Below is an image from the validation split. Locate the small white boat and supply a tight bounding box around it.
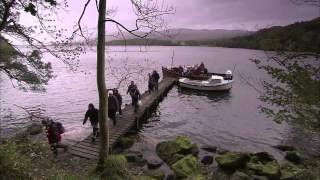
[179,71,233,91]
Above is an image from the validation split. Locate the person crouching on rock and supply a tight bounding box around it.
[83,103,99,142]
[42,119,67,158]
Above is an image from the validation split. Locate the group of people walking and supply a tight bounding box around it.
[42,70,160,157]
[83,70,160,143]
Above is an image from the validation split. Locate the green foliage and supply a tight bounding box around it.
[100,155,129,179]
[0,0,83,91]
[252,53,320,130]
[0,141,32,179]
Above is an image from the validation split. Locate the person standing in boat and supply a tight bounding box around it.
[127,81,141,113]
[113,88,123,115]
[83,103,99,142]
[197,62,206,75]
[108,91,119,126]
[151,70,160,91]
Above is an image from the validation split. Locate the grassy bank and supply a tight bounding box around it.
[0,130,97,179]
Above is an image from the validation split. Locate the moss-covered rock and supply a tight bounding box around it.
[215,152,250,170]
[252,152,275,163]
[118,137,135,149]
[280,163,305,180]
[171,155,201,179]
[156,136,197,165]
[285,151,302,164]
[247,160,280,179]
[230,171,250,180]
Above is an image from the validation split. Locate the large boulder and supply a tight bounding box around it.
[280,163,305,180]
[27,123,43,135]
[215,152,250,170]
[156,136,197,165]
[284,151,302,164]
[247,160,280,179]
[171,155,201,179]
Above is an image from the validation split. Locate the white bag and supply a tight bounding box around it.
[138,100,142,106]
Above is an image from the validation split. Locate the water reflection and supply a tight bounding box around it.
[177,87,232,102]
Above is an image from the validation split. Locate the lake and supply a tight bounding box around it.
[1,46,319,158]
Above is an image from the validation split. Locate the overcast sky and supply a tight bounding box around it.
[22,0,319,37]
[60,0,319,31]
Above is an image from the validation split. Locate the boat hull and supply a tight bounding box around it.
[179,79,233,91]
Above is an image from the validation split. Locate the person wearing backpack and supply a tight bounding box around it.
[83,103,99,142]
[42,119,67,158]
[127,81,141,113]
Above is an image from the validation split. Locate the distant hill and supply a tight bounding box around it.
[105,18,319,51]
[162,28,253,41]
[106,38,179,46]
[104,28,253,44]
[211,17,320,52]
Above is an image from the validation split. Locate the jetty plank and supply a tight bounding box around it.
[70,78,176,159]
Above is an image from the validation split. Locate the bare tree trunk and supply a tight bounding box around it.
[97,0,108,166]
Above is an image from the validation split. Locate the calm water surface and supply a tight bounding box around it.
[1,46,319,158]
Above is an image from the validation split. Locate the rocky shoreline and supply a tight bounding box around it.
[1,123,319,179]
[114,134,320,180]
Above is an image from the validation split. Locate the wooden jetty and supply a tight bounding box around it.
[70,78,176,159]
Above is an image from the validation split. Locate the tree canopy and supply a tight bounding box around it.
[0,0,83,91]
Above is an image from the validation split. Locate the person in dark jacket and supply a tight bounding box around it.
[42,119,67,158]
[127,81,141,113]
[108,92,119,126]
[113,88,122,115]
[83,103,99,142]
[148,73,155,93]
[151,70,160,91]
